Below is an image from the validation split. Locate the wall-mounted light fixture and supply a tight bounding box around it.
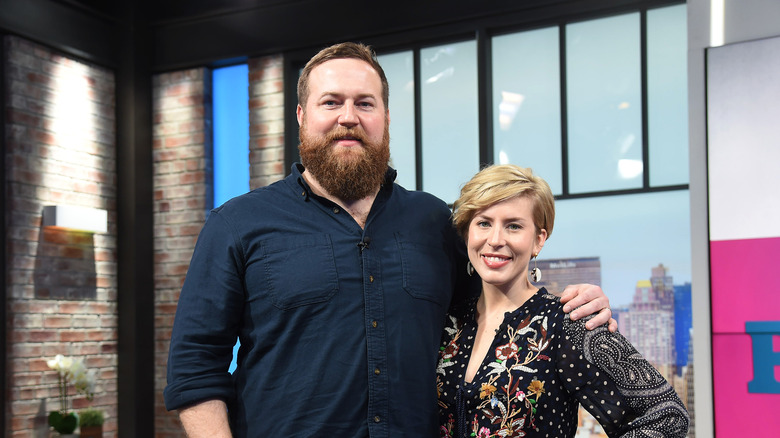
[42,205,108,233]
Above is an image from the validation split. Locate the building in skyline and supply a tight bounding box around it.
[675,282,693,374]
[651,264,678,375]
[621,279,676,380]
[534,256,601,294]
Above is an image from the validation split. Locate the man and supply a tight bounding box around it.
[164,42,614,437]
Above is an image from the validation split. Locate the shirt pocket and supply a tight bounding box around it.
[396,234,452,306]
[260,234,339,310]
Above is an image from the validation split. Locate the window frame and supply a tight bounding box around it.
[282,1,688,200]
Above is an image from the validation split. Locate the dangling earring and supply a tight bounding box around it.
[466,261,475,276]
[530,253,542,282]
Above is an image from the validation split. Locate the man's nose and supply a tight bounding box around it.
[338,103,359,127]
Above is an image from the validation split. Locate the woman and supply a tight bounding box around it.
[437,165,689,437]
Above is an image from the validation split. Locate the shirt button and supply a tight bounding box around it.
[371,321,378,328]
[369,275,374,283]
[374,368,380,375]
[374,416,381,423]
[301,190,305,196]
[333,207,340,213]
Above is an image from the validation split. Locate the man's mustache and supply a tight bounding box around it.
[324,127,369,146]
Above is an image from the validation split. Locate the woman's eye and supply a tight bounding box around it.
[507,224,521,230]
[476,221,490,228]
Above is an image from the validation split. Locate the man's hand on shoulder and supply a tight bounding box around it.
[559,283,618,332]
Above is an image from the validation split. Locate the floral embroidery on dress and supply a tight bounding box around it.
[437,311,553,437]
[469,315,551,437]
[440,413,455,438]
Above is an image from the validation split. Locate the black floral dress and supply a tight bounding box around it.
[436,288,689,437]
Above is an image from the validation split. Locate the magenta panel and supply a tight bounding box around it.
[710,237,780,333]
[713,334,780,436]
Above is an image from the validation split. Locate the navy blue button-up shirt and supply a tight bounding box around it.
[165,164,474,437]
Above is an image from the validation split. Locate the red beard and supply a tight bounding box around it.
[299,121,391,201]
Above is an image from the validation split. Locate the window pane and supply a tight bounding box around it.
[648,4,689,186]
[566,14,643,193]
[421,41,479,203]
[378,50,417,190]
[492,27,562,194]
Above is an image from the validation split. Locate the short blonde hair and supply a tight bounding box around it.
[452,164,555,241]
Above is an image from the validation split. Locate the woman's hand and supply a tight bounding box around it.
[560,284,617,332]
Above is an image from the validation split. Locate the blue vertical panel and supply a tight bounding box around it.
[213,64,249,374]
[213,64,250,208]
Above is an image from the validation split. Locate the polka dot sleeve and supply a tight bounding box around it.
[556,317,690,437]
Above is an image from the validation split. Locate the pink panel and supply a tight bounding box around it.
[713,334,780,437]
[710,237,780,333]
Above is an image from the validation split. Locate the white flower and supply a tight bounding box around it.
[47,354,74,375]
[47,355,97,402]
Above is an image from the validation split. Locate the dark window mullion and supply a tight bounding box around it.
[477,28,493,168]
[640,9,650,189]
[559,24,570,197]
[413,48,423,191]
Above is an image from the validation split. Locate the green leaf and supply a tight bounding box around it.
[48,411,78,434]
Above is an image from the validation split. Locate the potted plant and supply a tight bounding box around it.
[47,355,96,437]
[78,407,105,438]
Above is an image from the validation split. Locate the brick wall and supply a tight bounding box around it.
[248,55,286,189]
[4,36,118,437]
[152,67,213,437]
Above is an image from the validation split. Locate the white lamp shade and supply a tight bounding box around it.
[42,205,108,233]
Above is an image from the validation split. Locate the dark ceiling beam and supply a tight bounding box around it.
[149,0,679,72]
[0,0,118,67]
[150,0,572,71]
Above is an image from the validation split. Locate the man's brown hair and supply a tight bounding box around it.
[297,42,390,110]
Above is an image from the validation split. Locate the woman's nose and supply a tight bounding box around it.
[488,227,504,247]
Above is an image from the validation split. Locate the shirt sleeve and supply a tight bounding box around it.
[556,318,690,437]
[164,210,246,411]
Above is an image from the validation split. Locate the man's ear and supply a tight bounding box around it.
[296,104,304,126]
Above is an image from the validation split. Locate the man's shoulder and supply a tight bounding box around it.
[390,183,450,211]
[207,178,298,231]
[215,178,290,211]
